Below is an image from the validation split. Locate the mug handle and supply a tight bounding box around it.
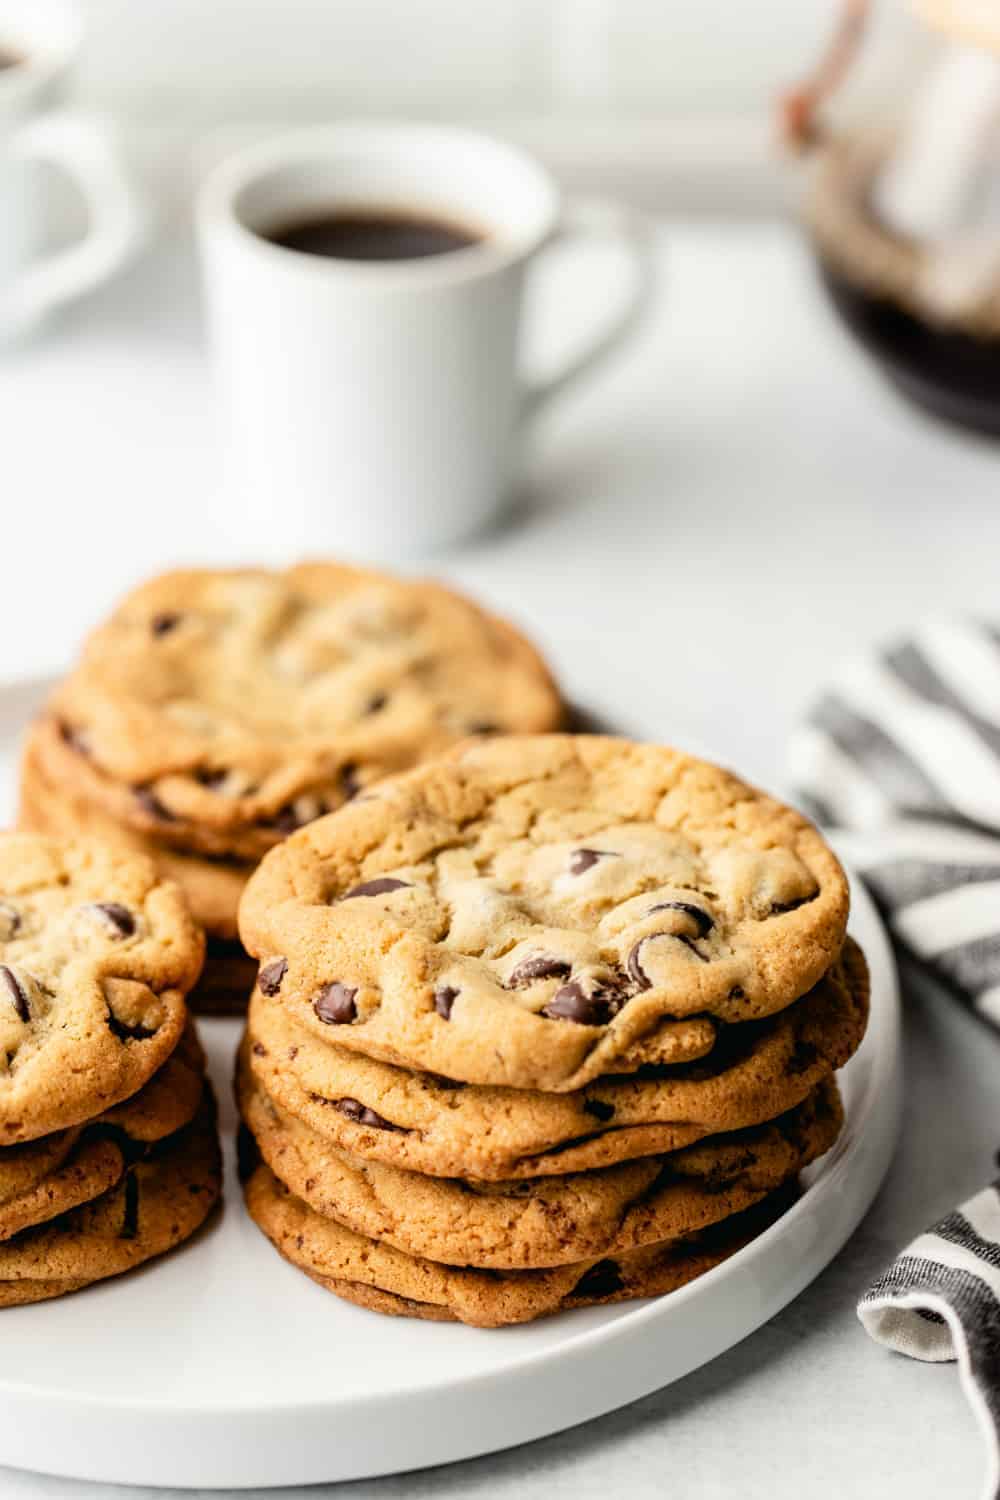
[521,196,656,423]
[3,114,149,340]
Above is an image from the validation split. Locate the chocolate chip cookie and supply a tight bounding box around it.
[0,833,203,1144]
[243,1151,818,1327]
[0,1018,205,1242]
[239,735,850,1091]
[0,1085,221,1307]
[20,727,250,941]
[42,563,565,862]
[241,1072,841,1270]
[243,938,867,1178]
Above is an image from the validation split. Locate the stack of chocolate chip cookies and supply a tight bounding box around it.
[18,563,565,1012]
[0,833,221,1306]
[237,735,868,1326]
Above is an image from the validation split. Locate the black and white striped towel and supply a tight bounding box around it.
[790,616,1000,1499]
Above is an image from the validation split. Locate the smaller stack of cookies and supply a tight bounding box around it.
[0,833,221,1307]
[19,563,564,1012]
[237,735,868,1327]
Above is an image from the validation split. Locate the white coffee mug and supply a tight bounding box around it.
[197,123,655,556]
[0,0,148,343]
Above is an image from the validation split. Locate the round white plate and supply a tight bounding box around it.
[0,679,901,1490]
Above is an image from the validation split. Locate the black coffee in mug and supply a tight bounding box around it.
[263,208,482,262]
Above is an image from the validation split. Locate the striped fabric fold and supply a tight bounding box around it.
[790,617,1000,1027]
[790,618,1000,1496]
[858,1184,1000,1500]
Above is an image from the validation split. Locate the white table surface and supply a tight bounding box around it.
[1,219,998,1500]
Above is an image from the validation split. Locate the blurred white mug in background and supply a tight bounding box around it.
[0,0,148,344]
[197,122,654,555]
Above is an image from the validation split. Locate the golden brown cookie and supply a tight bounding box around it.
[42,563,564,861]
[0,1085,221,1307]
[239,735,850,1091]
[244,1161,812,1327]
[20,724,249,941]
[0,1018,206,1241]
[0,833,203,1145]
[243,938,867,1178]
[241,1071,842,1270]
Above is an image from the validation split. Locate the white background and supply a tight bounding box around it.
[3,2,1000,1497]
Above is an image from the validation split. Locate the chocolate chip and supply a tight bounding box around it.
[729,985,745,1000]
[647,900,714,936]
[569,848,620,877]
[508,954,572,988]
[365,693,388,715]
[626,940,652,993]
[151,612,180,637]
[106,1007,155,1042]
[582,1097,615,1122]
[251,1041,267,1058]
[58,720,91,756]
[258,958,287,996]
[85,902,136,938]
[434,984,459,1020]
[573,1259,624,1299]
[0,902,21,940]
[340,763,362,801]
[341,878,411,900]
[0,965,30,1022]
[336,1097,406,1132]
[314,982,357,1025]
[195,767,229,790]
[119,1171,140,1239]
[135,786,173,822]
[269,806,300,834]
[542,981,613,1026]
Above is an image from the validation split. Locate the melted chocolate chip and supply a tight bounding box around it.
[573,1258,624,1299]
[259,957,287,996]
[569,848,619,877]
[106,1007,156,1042]
[340,763,362,801]
[85,902,136,938]
[314,981,357,1025]
[195,767,229,790]
[269,806,301,834]
[626,940,652,993]
[508,954,572,988]
[365,693,388,715]
[582,1097,615,1122]
[341,878,411,900]
[251,1041,267,1058]
[542,981,614,1026]
[0,965,30,1022]
[135,786,173,822]
[119,1171,140,1239]
[729,985,745,1000]
[151,612,180,637]
[434,984,459,1020]
[58,720,91,756]
[647,900,715,936]
[336,1097,406,1132]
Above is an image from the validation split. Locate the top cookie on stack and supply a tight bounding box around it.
[239,734,850,1091]
[19,564,565,1010]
